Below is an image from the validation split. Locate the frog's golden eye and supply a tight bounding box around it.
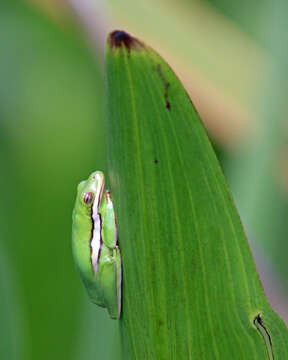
[83,192,93,204]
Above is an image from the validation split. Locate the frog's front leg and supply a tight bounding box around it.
[100,190,118,249]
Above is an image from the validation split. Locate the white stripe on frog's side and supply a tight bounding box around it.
[90,173,104,275]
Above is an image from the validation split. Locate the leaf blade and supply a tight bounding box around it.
[106,31,288,359]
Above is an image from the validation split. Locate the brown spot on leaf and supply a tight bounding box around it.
[109,30,144,52]
[156,64,171,110]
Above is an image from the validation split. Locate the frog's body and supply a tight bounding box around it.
[72,171,121,319]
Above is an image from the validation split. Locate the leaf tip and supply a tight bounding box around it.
[108,30,144,52]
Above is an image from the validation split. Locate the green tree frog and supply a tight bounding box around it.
[72,171,122,319]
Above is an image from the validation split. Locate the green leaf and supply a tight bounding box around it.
[0,1,109,359]
[0,242,28,360]
[106,31,288,359]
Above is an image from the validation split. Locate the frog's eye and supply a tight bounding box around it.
[83,192,93,204]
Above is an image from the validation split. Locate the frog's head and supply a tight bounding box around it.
[76,171,105,213]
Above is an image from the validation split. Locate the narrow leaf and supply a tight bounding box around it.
[106,30,288,359]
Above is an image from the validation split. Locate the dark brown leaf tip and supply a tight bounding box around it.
[109,30,144,52]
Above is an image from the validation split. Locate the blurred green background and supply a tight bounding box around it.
[0,0,287,359]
